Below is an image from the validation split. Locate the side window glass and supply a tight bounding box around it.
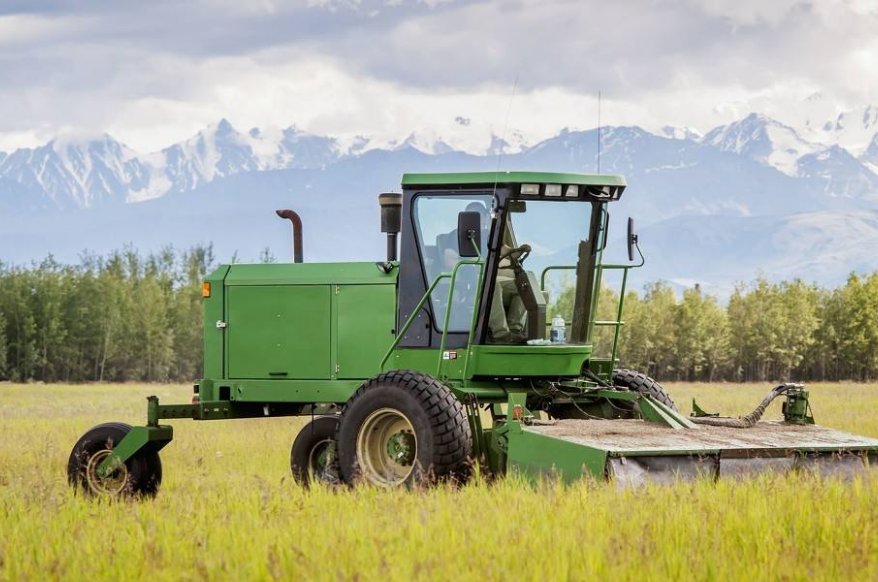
[413,194,493,332]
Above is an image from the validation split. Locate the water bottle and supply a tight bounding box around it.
[550,314,566,344]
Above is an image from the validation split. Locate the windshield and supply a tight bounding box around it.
[487,199,593,344]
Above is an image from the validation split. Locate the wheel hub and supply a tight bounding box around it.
[386,432,416,465]
[356,408,418,486]
[308,439,340,484]
[84,449,128,496]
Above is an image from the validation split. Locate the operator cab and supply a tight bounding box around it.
[395,172,626,351]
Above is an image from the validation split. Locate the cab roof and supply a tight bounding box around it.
[401,171,626,188]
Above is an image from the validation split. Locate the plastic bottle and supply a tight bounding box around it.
[550,314,566,344]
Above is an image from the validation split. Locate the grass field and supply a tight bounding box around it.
[2,382,878,580]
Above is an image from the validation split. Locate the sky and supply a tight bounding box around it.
[0,0,877,154]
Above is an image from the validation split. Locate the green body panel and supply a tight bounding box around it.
[402,171,626,188]
[205,261,398,386]
[230,379,361,403]
[388,348,468,381]
[227,285,332,379]
[224,262,397,286]
[202,266,230,389]
[336,284,396,379]
[467,344,592,377]
[504,422,608,482]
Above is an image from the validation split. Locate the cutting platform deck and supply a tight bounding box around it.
[526,419,878,455]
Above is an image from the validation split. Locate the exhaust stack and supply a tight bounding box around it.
[378,193,402,262]
[275,209,303,263]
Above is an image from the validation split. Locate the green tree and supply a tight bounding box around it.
[673,285,731,381]
[0,311,8,378]
[31,257,69,381]
[621,282,678,380]
[132,275,174,382]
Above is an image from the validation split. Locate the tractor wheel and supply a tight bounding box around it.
[612,368,678,411]
[67,422,162,498]
[290,416,340,487]
[336,370,472,487]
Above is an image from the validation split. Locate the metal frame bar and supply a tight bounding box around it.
[539,242,646,370]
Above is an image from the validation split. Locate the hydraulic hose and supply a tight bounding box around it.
[690,383,802,428]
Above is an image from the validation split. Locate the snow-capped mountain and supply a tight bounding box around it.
[2,104,878,293]
[862,134,878,173]
[702,113,821,176]
[796,146,878,201]
[0,120,352,208]
[2,105,876,212]
[0,134,161,208]
[806,104,878,157]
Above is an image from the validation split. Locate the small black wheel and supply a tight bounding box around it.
[67,422,162,498]
[291,416,340,487]
[612,368,678,411]
[337,370,472,487]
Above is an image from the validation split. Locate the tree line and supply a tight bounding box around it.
[1,246,877,383]
[0,247,213,383]
[562,275,878,383]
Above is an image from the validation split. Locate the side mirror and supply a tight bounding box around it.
[627,217,639,261]
[457,211,482,258]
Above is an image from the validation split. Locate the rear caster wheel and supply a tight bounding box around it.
[67,422,162,498]
[291,416,340,487]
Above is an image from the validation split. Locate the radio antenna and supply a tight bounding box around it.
[492,74,519,200]
[597,90,602,174]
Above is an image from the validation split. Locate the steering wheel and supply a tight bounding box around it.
[500,244,531,266]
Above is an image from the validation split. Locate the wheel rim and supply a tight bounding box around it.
[355,408,417,486]
[84,449,128,496]
[307,438,339,484]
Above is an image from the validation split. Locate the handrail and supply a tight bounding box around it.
[379,273,450,372]
[379,258,485,375]
[538,241,645,366]
[540,265,576,292]
[437,258,485,377]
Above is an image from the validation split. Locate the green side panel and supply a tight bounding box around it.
[223,262,398,286]
[203,265,230,387]
[226,285,331,379]
[505,423,608,482]
[336,284,397,379]
[467,344,591,377]
[231,379,361,403]
[401,171,626,188]
[388,348,467,380]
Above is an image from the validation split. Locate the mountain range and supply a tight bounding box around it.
[2,100,878,297]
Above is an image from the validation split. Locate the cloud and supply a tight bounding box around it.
[0,0,875,153]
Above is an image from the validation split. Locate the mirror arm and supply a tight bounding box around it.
[469,236,481,258]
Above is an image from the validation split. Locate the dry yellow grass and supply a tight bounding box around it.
[1,382,877,581]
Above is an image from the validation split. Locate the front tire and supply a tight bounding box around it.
[549,369,678,419]
[290,416,340,487]
[67,422,162,498]
[337,370,472,487]
[612,368,678,411]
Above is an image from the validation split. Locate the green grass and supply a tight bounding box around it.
[1,383,877,580]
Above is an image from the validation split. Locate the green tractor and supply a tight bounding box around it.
[68,171,878,495]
